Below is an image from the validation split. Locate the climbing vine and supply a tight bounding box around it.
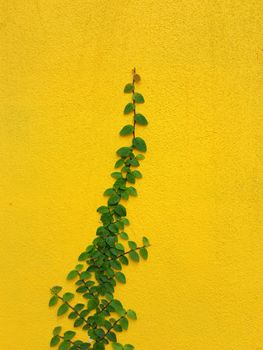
[49,69,150,350]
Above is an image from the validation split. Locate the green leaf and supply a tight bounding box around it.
[88,298,99,311]
[111,299,125,315]
[129,158,139,167]
[74,318,84,327]
[97,205,109,213]
[120,125,134,136]
[121,166,130,173]
[67,270,78,280]
[124,83,134,93]
[136,154,145,160]
[124,345,134,350]
[121,191,128,200]
[122,218,130,226]
[127,187,137,196]
[108,194,120,206]
[74,303,85,312]
[128,241,137,250]
[104,188,116,196]
[140,247,148,260]
[129,250,140,262]
[112,343,123,350]
[94,343,105,350]
[78,251,89,261]
[114,204,127,217]
[50,335,60,347]
[57,303,69,316]
[106,236,116,247]
[133,170,142,178]
[111,172,122,179]
[87,245,93,253]
[101,212,112,226]
[51,286,62,294]
[126,173,135,184]
[115,243,125,251]
[134,113,148,125]
[124,103,134,114]
[111,259,122,270]
[115,272,126,284]
[133,92,144,103]
[68,311,77,319]
[58,341,70,350]
[63,292,74,302]
[53,326,62,336]
[119,317,129,330]
[142,236,150,246]
[80,271,91,279]
[115,159,124,168]
[113,324,122,332]
[127,309,137,320]
[120,232,129,240]
[117,147,132,158]
[49,295,58,307]
[133,137,147,152]
[64,331,76,340]
[119,255,129,265]
[75,264,83,271]
[109,223,119,233]
[107,332,117,342]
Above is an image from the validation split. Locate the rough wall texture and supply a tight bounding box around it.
[1,1,263,349]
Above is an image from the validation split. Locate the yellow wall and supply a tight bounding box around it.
[1,1,263,349]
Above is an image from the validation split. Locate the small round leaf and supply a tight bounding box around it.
[115,272,126,284]
[133,137,147,152]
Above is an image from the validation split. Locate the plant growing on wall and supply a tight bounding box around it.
[49,69,150,350]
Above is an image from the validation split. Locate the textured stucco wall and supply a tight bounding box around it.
[1,1,263,349]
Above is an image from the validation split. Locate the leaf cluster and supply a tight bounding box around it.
[49,69,150,350]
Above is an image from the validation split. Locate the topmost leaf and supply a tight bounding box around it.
[124,83,134,93]
[134,74,141,82]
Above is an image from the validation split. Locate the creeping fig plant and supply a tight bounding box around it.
[49,69,150,350]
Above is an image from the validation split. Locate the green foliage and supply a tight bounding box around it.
[57,303,69,316]
[49,295,58,307]
[123,83,133,93]
[67,270,78,280]
[49,69,150,350]
[115,272,126,284]
[124,345,134,350]
[140,247,148,260]
[133,137,147,152]
[127,310,137,320]
[120,125,134,136]
[50,335,60,347]
[124,103,134,114]
[112,343,123,350]
[133,92,144,104]
[134,113,148,125]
